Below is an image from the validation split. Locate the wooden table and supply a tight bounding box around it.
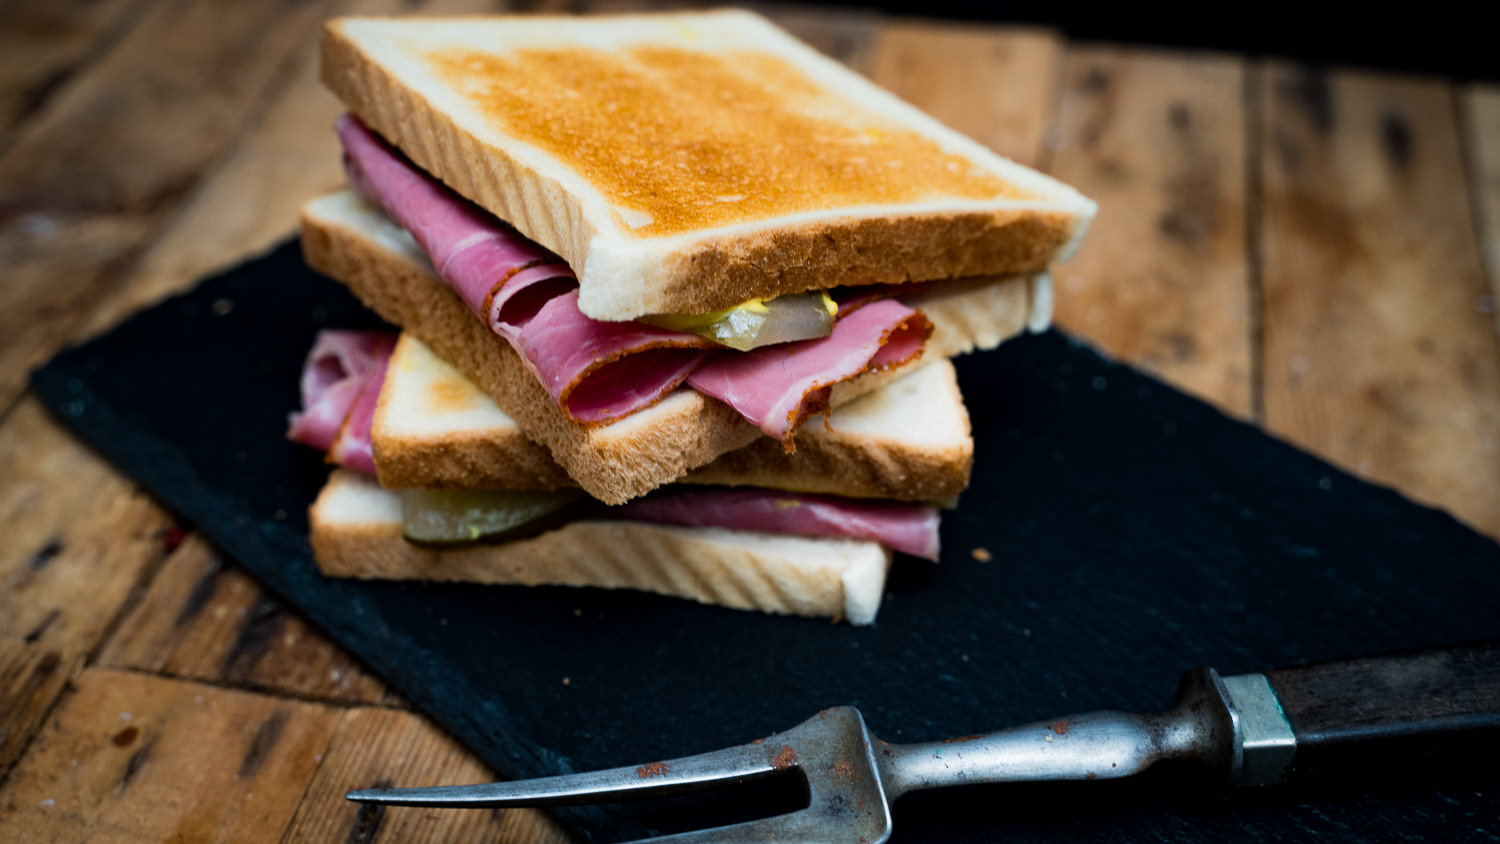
[2,0,1498,840]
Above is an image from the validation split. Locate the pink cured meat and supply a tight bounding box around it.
[337,115,572,321]
[686,299,932,441]
[326,348,391,475]
[287,330,396,462]
[287,335,942,550]
[619,488,941,560]
[337,116,709,424]
[517,291,711,421]
[336,115,934,440]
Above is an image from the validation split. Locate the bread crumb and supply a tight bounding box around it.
[970,547,992,562]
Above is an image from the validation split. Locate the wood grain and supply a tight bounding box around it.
[0,0,341,413]
[1464,85,1500,341]
[1046,47,1253,416]
[758,5,882,72]
[0,0,151,148]
[1259,63,1500,537]
[585,2,883,72]
[0,398,172,656]
[69,2,569,840]
[283,707,570,843]
[98,534,396,705]
[0,638,84,778]
[0,668,340,841]
[75,0,512,338]
[0,5,1495,842]
[868,20,1060,168]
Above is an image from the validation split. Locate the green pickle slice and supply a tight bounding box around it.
[401,487,593,546]
[642,291,838,351]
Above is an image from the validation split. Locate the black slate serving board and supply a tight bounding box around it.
[32,241,1500,842]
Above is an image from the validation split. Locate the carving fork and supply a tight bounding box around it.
[348,640,1500,842]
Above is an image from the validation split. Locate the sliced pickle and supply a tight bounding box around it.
[642,291,838,351]
[401,487,594,546]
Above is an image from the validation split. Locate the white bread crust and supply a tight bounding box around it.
[302,191,1041,503]
[321,10,1095,320]
[310,469,893,624]
[377,332,975,500]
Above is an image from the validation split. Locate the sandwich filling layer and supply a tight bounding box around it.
[290,329,940,559]
[337,115,931,443]
[287,330,394,474]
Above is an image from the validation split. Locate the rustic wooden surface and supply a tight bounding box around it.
[0,1,1497,840]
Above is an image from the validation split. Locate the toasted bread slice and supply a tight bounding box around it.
[374,333,973,500]
[301,190,1045,503]
[310,469,893,624]
[322,10,1094,321]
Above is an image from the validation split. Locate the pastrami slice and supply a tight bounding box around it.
[337,115,573,320]
[686,299,932,441]
[287,329,396,455]
[334,114,934,441]
[326,347,392,475]
[512,291,712,423]
[619,488,941,560]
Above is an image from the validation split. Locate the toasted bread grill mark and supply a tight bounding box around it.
[424,46,1037,238]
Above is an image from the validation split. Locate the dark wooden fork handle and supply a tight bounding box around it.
[1264,639,1500,783]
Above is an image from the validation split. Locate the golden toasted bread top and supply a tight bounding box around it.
[421,44,1040,238]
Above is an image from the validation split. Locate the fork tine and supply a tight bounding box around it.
[347,739,786,808]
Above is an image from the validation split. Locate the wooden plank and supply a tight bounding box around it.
[73,11,573,844]
[0,396,169,774]
[1046,46,1253,417]
[756,5,882,73]
[0,398,172,656]
[867,20,1060,168]
[0,0,152,147]
[76,0,511,338]
[0,0,341,413]
[0,668,339,841]
[0,638,84,778]
[98,534,396,705]
[1259,64,1500,538]
[1464,85,1500,341]
[283,707,570,843]
[581,2,882,71]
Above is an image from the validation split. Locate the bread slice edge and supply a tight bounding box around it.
[301,190,1043,503]
[322,11,1094,320]
[310,469,894,624]
[376,332,975,500]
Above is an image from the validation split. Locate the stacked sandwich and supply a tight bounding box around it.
[291,10,1094,624]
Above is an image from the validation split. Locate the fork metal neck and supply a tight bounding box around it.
[874,667,1242,800]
